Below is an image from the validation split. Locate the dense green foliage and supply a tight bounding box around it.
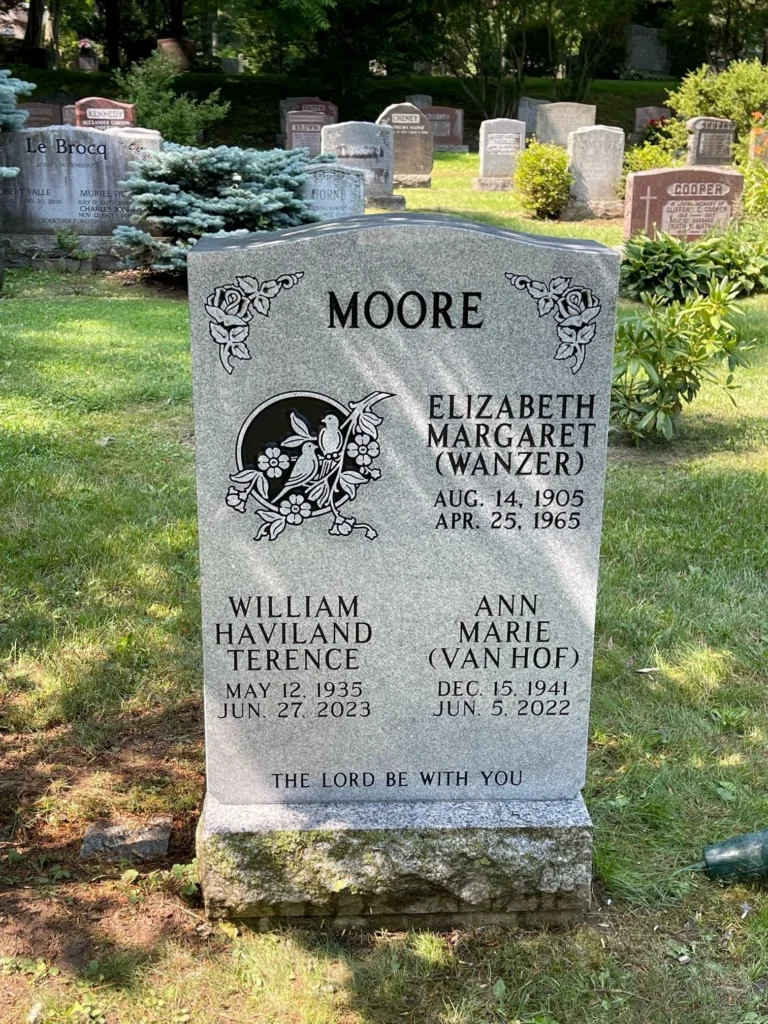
[612,280,753,441]
[0,68,36,180]
[667,60,768,139]
[113,52,230,145]
[513,140,572,219]
[113,144,329,271]
[621,232,768,303]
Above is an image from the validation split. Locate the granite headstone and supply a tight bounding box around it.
[19,102,63,128]
[188,213,619,925]
[406,94,432,109]
[376,103,434,187]
[286,111,333,157]
[280,97,323,135]
[293,99,339,123]
[62,105,76,125]
[537,103,596,148]
[634,105,672,132]
[686,117,736,166]
[566,126,625,218]
[625,24,669,73]
[624,166,743,239]
[322,121,405,210]
[473,118,525,191]
[302,164,365,220]
[423,106,467,152]
[518,97,550,135]
[74,97,136,130]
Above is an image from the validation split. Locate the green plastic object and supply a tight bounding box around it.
[703,828,768,881]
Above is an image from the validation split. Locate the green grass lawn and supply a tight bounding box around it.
[1,169,768,1023]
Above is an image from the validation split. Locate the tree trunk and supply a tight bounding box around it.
[23,0,45,49]
[167,0,186,38]
[97,0,123,68]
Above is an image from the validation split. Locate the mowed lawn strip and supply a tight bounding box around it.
[2,204,768,1020]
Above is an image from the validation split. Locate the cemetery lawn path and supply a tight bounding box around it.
[1,275,768,1023]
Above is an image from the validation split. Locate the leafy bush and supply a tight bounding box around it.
[0,67,35,179]
[666,60,768,139]
[619,118,687,197]
[743,157,768,220]
[113,144,331,272]
[514,140,572,219]
[620,231,768,302]
[612,279,753,442]
[114,52,230,145]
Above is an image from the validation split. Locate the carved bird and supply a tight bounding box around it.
[318,414,343,456]
[274,441,320,500]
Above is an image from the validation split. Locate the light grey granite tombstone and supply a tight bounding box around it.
[302,164,365,220]
[687,116,736,166]
[376,103,434,187]
[406,94,432,109]
[537,103,596,148]
[473,118,525,191]
[188,213,620,926]
[0,125,162,256]
[565,125,625,218]
[625,24,669,73]
[220,56,244,74]
[62,104,75,125]
[286,111,332,157]
[518,97,550,135]
[634,105,672,132]
[322,121,405,210]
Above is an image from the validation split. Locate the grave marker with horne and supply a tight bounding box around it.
[322,121,405,210]
[376,103,434,187]
[74,97,136,130]
[423,106,467,152]
[537,103,596,148]
[473,118,525,191]
[686,117,735,166]
[301,164,365,220]
[565,126,624,218]
[624,166,743,240]
[188,212,620,926]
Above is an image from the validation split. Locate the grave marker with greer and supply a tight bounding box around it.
[376,103,434,188]
[188,212,619,926]
[321,121,405,210]
[624,166,743,240]
[473,118,525,191]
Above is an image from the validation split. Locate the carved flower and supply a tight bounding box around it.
[257,447,289,478]
[226,487,247,512]
[207,286,252,323]
[280,494,312,525]
[329,515,354,536]
[347,434,380,466]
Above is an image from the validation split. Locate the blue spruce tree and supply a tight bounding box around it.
[0,68,35,179]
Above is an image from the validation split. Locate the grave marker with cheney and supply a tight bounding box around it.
[473,118,525,191]
[74,97,136,130]
[566,125,624,218]
[686,117,735,166]
[376,103,434,187]
[624,166,743,240]
[322,121,405,210]
[301,164,365,220]
[423,106,467,152]
[188,212,619,926]
[286,111,333,157]
[537,103,596,148]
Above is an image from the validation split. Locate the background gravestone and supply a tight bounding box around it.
[74,97,135,130]
[625,24,669,73]
[0,126,162,253]
[62,105,75,125]
[423,106,467,152]
[280,96,323,135]
[18,102,62,128]
[473,118,525,191]
[634,105,672,132]
[322,121,405,210]
[518,97,550,135]
[301,164,365,220]
[286,111,333,157]
[376,103,434,187]
[536,103,596,148]
[624,166,743,239]
[405,94,432,109]
[687,117,736,166]
[188,213,619,926]
[293,99,339,123]
[565,125,625,218]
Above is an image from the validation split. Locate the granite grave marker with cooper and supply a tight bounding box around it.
[322,121,405,209]
[566,125,625,218]
[686,117,735,166]
[74,97,136,131]
[624,166,743,239]
[286,111,333,157]
[423,106,467,152]
[473,118,525,191]
[376,103,434,187]
[188,212,619,926]
[302,164,365,220]
[537,103,596,148]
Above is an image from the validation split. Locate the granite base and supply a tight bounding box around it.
[562,200,624,220]
[197,794,592,928]
[393,175,432,188]
[365,195,407,210]
[472,177,513,191]
[2,233,122,270]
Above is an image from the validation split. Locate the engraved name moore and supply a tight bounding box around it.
[187,215,619,809]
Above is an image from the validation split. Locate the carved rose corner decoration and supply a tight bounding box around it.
[505,273,602,374]
[204,272,304,374]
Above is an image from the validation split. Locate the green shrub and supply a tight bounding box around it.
[0,67,35,178]
[743,157,768,220]
[113,52,230,145]
[619,118,687,197]
[612,279,753,442]
[514,140,572,219]
[620,231,768,302]
[113,144,330,272]
[666,60,768,139]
